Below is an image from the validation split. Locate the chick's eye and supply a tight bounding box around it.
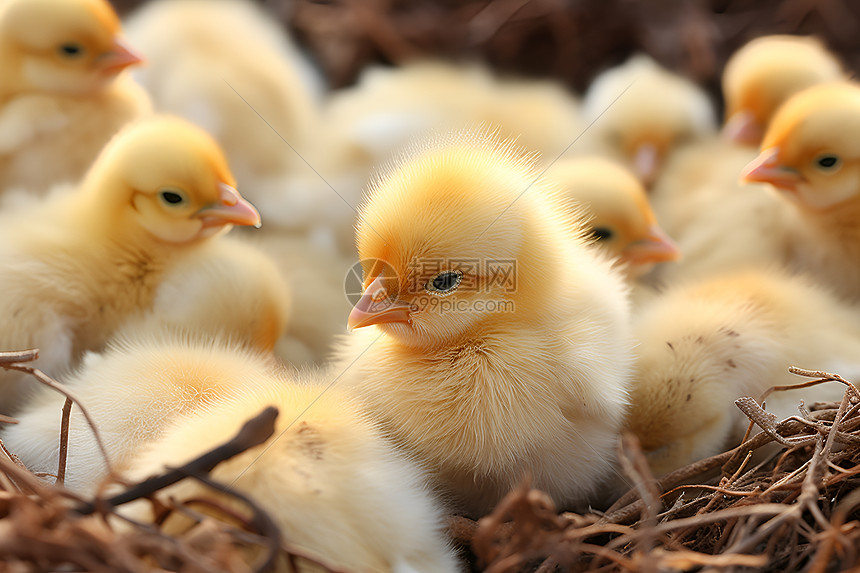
[159,189,187,207]
[58,43,84,58]
[591,227,614,241]
[425,270,462,295]
[815,154,840,170]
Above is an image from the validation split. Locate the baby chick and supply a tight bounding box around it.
[336,132,634,517]
[0,0,150,194]
[722,35,845,146]
[0,116,260,412]
[628,269,860,477]
[579,55,716,186]
[123,0,323,236]
[741,81,860,302]
[543,156,680,281]
[119,373,460,572]
[2,331,279,494]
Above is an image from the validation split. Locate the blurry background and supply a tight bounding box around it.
[109,0,860,106]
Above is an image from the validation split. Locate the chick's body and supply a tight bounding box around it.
[118,371,459,573]
[629,269,860,477]
[0,0,149,194]
[0,116,260,412]
[337,134,633,516]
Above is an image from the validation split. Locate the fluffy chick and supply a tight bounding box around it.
[543,156,680,280]
[2,331,278,494]
[118,374,460,572]
[123,0,323,237]
[336,132,633,517]
[722,35,845,146]
[628,269,860,477]
[0,0,150,194]
[579,54,716,186]
[0,116,260,412]
[741,81,860,302]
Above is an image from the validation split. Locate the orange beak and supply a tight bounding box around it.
[741,148,802,192]
[722,110,763,146]
[632,142,660,187]
[198,182,262,228]
[619,224,681,267]
[99,38,144,74]
[347,276,412,331]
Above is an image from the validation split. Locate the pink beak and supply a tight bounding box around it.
[620,223,682,267]
[722,110,764,146]
[347,276,412,331]
[198,182,261,228]
[99,38,144,74]
[632,142,660,187]
[741,148,801,191]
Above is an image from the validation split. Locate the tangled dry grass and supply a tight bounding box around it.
[3,349,860,572]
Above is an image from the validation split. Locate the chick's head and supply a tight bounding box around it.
[722,35,844,145]
[349,134,561,348]
[742,82,860,211]
[81,116,260,244]
[0,0,142,94]
[545,157,680,278]
[583,55,716,185]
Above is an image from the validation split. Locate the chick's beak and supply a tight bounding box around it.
[348,276,412,331]
[741,148,801,191]
[99,38,144,74]
[620,224,681,266]
[632,142,659,186]
[198,182,262,228]
[722,110,763,146]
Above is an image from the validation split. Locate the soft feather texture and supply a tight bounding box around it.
[336,131,633,516]
[543,156,680,280]
[628,269,860,477]
[2,332,278,494]
[722,35,845,145]
[0,0,150,195]
[579,54,716,185]
[0,116,260,412]
[114,365,460,572]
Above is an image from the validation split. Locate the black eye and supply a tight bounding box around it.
[58,43,84,58]
[591,227,614,241]
[425,270,462,295]
[159,189,187,206]
[816,155,840,170]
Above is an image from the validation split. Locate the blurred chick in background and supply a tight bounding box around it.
[742,81,860,303]
[649,35,846,281]
[337,132,633,517]
[2,332,280,494]
[543,156,680,285]
[0,116,260,413]
[119,374,460,572]
[627,269,860,477]
[0,0,150,196]
[316,59,584,254]
[579,54,717,186]
[122,0,331,249]
[722,35,846,146]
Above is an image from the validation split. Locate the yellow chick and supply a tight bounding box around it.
[123,0,324,241]
[0,116,261,413]
[722,35,845,146]
[741,82,860,302]
[2,332,279,494]
[543,156,680,280]
[335,132,633,517]
[579,54,716,186]
[118,374,460,572]
[0,0,150,194]
[628,269,860,477]
[150,236,291,354]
